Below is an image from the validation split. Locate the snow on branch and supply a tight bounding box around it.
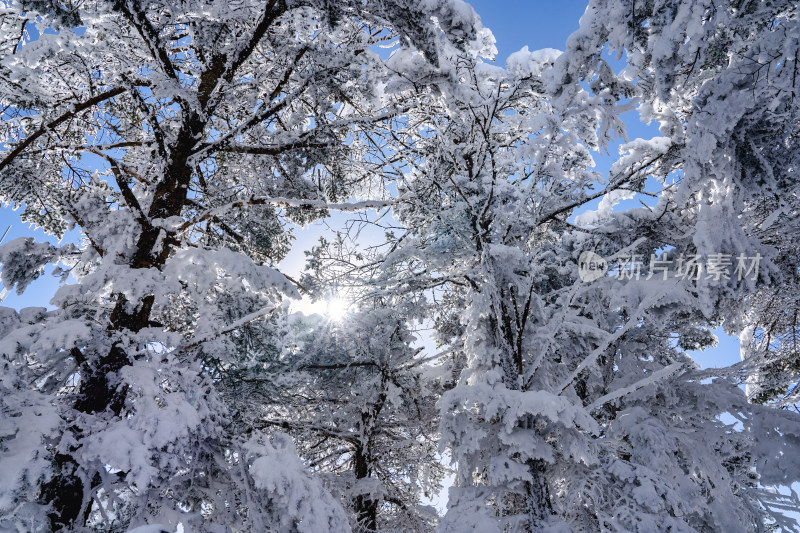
[0,87,127,174]
[557,276,681,395]
[179,304,278,352]
[179,194,412,232]
[586,363,684,411]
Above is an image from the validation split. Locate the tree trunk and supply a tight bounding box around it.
[39,110,202,528]
[525,458,553,528]
[353,444,378,533]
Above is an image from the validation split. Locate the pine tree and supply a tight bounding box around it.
[0,0,483,530]
[380,42,800,531]
[565,0,800,405]
[258,300,444,533]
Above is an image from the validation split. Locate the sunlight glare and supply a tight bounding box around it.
[324,297,350,321]
[290,295,352,321]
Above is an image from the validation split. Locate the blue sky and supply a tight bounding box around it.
[0,1,741,368]
[468,0,586,59]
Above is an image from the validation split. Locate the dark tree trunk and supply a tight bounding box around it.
[33,0,290,522]
[39,454,85,530]
[353,444,378,533]
[525,458,553,527]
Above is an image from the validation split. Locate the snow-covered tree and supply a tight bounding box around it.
[564,0,800,405]
[0,0,485,530]
[3,0,800,531]
[248,299,444,533]
[378,40,800,531]
[194,225,446,532]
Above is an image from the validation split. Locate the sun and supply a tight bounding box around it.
[290,294,353,321]
[324,297,351,322]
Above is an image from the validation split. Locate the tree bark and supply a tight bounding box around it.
[353,443,378,533]
[525,458,553,528]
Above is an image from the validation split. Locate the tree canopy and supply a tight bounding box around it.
[1,0,800,532]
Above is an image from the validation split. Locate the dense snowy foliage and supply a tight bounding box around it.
[371,38,800,531]
[566,0,800,406]
[0,0,483,530]
[1,0,800,532]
